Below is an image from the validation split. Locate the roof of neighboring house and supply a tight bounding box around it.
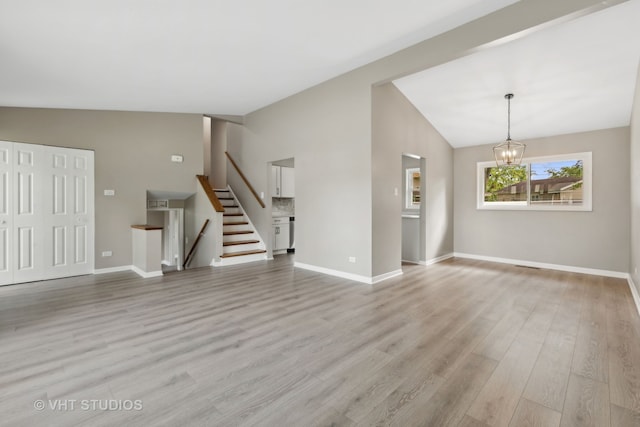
[496,176,582,195]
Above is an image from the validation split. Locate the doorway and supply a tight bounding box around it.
[146,191,192,272]
[401,153,426,265]
[269,158,295,258]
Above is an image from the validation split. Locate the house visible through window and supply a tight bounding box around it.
[477,152,591,211]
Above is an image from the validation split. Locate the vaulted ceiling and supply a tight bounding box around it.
[394,0,640,147]
[0,0,517,115]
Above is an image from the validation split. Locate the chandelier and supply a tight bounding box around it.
[493,93,525,166]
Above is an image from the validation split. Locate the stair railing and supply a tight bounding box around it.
[225,151,266,208]
[196,175,225,212]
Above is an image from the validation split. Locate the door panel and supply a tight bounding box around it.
[43,146,94,279]
[69,149,94,276]
[74,225,87,264]
[44,146,70,278]
[13,143,44,283]
[0,142,11,285]
[53,226,67,266]
[17,226,34,270]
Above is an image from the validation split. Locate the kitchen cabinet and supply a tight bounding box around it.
[272,217,290,251]
[280,166,295,197]
[271,165,294,198]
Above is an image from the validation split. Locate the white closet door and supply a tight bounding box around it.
[12,143,45,284]
[43,147,72,278]
[0,142,12,286]
[0,141,94,286]
[42,146,95,279]
[68,148,94,277]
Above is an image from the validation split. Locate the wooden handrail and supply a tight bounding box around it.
[183,219,210,268]
[225,151,266,208]
[196,175,225,213]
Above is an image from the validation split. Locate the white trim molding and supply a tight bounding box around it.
[94,265,133,274]
[131,266,163,279]
[421,252,454,266]
[453,252,628,279]
[628,275,640,318]
[372,269,403,284]
[294,262,402,285]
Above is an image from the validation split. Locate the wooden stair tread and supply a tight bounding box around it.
[214,189,229,192]
[223,230,253,235]
[223,213,244,217]
[220,249,267,258]
[218,197,234,200]
[223,239,260,246]
[223,222,249,226]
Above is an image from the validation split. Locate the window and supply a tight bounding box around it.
[477,152,592,211]
[405,168,421,209]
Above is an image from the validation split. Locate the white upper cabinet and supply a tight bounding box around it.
[271,165,294,198]
[280,166,294,198]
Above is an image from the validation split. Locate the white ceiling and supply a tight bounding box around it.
[0,0,518,116]
[394,0,640,148]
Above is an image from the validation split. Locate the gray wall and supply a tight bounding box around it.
[630,63,640,293]
[454,127,630,273]
[373,83,454,276]
[227,74,374,277]
[227,0,595,279]
[210,119,227,189]
[0,107,203,269]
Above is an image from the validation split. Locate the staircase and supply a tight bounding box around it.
[214,187,267,266]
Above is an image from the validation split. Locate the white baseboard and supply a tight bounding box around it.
[294,262,402,285]
[628,275,640,318]
[421,252,455,266]
[131,266,163,278]
[372,269,403,284]
[453,252,628,279]
[94,265,133,274]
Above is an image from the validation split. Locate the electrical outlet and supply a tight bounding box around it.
[102,251,112,257]
[349,256,356,263]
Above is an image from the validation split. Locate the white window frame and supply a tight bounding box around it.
[477,152,592,211]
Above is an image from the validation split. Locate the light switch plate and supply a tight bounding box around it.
[104,189,115,196]
[171,155,184,163]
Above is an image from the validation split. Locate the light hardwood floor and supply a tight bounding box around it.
[1,256,639,426]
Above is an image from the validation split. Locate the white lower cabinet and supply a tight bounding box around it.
[272,217,290,251]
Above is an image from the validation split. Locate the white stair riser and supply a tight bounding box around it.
[214,253,267,266]
[222,207,241,214]
[223,243,263,254]
[223,224,250,233]
[223,234,256,243]
[220,200,237,207]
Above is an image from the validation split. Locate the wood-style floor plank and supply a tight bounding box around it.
[509,398,561,427]
[559,373,610,427]
[0,256,639,426]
